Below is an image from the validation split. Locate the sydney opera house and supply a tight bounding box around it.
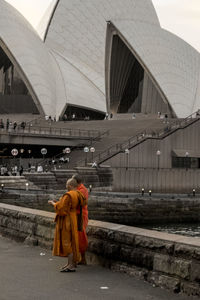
[0,0,200,120]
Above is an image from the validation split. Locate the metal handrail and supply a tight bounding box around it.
[35,129,110,169]
[91,111,200,165]
[2,123,102,139]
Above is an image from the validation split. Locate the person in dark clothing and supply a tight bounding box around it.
[6,119,9,130]
[19,166,23,176]
[13,122,17,130]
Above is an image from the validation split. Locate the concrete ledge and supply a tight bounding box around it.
[0,203,200,296]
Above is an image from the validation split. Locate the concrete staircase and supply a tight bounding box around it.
[23,172,58,190]
[0,176,39,190]
[66,117,167,167]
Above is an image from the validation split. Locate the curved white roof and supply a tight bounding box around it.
[42,0,200,118]
[44,0,159,94]
[2,0,200,118]
[0,0,57,116]
[113,20,200,118]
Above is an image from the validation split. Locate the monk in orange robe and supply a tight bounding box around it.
[73,174,89,265]
[48,178,85,272]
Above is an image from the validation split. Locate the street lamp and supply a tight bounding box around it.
[90,147,95,163]
[11,148,18,172]
[41,148,47,171]
[63,147,71,154]
[20,148,24,168]
[124,148,130,170]
[185,151,189,171]
[156,150,161,170]
[27,150,32,171]
[84,147,89,166]
[141,188,144,196]
[41,148,47,160]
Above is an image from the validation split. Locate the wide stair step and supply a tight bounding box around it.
[0,176,40,190]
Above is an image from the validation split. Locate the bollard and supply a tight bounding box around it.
[89,184,92,193]
[141,188,144,196]
[149,190,152,197]
[1,184,4,192]
[193,189,196,197]
[25,183,29,191]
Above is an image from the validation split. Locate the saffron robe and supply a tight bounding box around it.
[77,184,89,254]
[53,190,85,263]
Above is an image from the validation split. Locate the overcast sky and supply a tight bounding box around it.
[5,0,200,52]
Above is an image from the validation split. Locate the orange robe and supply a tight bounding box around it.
[53,190,85,263]
[77,184,89,254]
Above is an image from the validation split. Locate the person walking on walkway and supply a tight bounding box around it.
[48,178,86,272]
[72,174,89,265]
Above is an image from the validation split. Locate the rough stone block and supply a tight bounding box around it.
[180,281,200,297]
[111,262,147,279]
[120,246,154,270]
[24,235,38,246]
[174,244,195,258]
[148,272,180,293]
[36,224,54,240]
[153,254,191,279]
[190,262,200,283]
[135,236,174,254]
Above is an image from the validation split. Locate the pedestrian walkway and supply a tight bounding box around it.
[0,236,197,300]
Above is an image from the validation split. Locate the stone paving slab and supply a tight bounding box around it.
[0,236,197,300]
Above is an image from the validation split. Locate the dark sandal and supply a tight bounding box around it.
[60,264,69,270]
[60,268,76,273]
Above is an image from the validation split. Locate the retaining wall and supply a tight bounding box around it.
[89,193,200,225]
[0,203,200,296]
[2,192,200,226]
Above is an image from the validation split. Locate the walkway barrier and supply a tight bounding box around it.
[0,203,199,297]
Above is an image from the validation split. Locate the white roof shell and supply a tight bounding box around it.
[0,0,58,117]
[43,0,200,118]
[1,0,200,118]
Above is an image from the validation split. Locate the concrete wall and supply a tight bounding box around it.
[107,120,200,169]
[0,203,200,296]
[112,168,200,193]
[104,119,200,192]
[89,193,200,225]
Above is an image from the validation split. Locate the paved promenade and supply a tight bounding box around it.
[0,236,197,300]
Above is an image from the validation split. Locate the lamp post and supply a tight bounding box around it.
[84,147,89,166]
[41,148,47,171]
[156,150,161,170]
[90,147,95,163]
[11,148,18,172]
[41,148,47,160]
[141,188,144,196]
[63,147,71,166]
[27,149,32,171]
[20,148,24,168]
[185,151,189,171]
[125,148,130,170]
[63,147,71,155]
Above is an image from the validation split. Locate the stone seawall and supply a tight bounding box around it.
[89,193,200,225]
[2,192,200,226]
[0,203,200,296]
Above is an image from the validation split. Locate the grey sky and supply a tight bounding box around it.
[5,0,200,52]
